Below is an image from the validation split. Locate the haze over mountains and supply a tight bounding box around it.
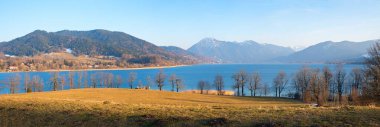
[275,40,379,63]
[187,38,378,63]
[0,29,378,64]
[188,38,295,63]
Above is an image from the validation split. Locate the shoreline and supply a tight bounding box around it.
[0,65,189,73]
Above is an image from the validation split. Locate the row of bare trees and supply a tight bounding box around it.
[224,64,376,106]
[229,70,270,97]
[1,69,189,94]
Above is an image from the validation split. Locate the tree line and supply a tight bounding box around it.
[1,69,186,94]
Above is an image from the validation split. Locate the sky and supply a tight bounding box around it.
[0,0,380,49]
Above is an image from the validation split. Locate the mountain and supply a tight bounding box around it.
[0,29,197,64]
[160,46,214,63]
[160,46,196,57]
[187,38,295,63]
[275,40,379,63]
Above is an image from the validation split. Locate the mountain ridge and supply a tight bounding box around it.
[0,29,198,65]
[187,38,295,63]
[273,39,380,63]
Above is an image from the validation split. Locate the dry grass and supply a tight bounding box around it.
[181,90,235,96]
[0,88,379,126]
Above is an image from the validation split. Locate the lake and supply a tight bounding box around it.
[0,64,364,95]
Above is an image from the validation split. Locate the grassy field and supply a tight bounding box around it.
[0,88,379,127]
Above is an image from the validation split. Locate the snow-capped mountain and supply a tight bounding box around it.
[187,38,295,63]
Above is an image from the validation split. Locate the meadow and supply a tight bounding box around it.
[0,88,378,126]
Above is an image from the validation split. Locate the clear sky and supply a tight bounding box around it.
[1,0,380,49]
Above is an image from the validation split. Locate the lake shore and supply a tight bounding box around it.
[0,65,189,73]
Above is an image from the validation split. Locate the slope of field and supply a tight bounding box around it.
[0,89,379,126]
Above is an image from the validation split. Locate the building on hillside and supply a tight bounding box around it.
[7,66,18,72]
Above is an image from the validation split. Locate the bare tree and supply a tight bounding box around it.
[32,75,44,92]
[169,74,177,92]
[293,66,312,102]
[90,73,97,88]
[334,64,346,104]
[105,73,114,88]
[232,70,248,96]
[213,74,224,95]
[77,72,83,88]
[205,81,211,94]
[50,71,60,91]
[59,75,66,90]
[198,80,210,94]
[8,74,21,94]
[262,83,269,96]
[273,71,288,97]
[68,71,74,89]
[350,68,363,104]
[83,71,88,88]
[115,75,122,88]
[322,66,333,103]
[239,70,248,96]
[146,76,153,90]
[248,72,261,96]
[232,73,240,96]
[175,78,184,92]
[155,69,166,91]
[24,72,31,93]
[364,42,380,102]
[309,69,326,106]
[128,72,137,89]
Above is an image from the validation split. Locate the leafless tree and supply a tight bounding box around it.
[309,69,326,106]
[239,70,248,96]
[364,42,380,102]
[334,64,346,104]
[105,73,114,88]
[232,70,248,96]
[198,80,210,94]
[77,71,83,88]
[31,75,44,92]
[50,71,60,91]
[83,71,88,88]
[90,73,97,88]
[8,74,21,94]
[115,75,122,88]
[128,72,137,89]
[24,72,31,93]
[59,75,66,90]
[248,72,261,96]
[273,71,288,97]
[293,66,312,102]
[155,69,166,91]
[175,78,184,92]
[322,66,333,103]
[146,75,153,90]
[262,83,269,96]
[213,74,224,95]
[68,71,74,89]
[232,73,240,96]
[349,68,363,104]
[169,74,177,92]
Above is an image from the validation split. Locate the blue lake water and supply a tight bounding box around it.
[0,64,364,95]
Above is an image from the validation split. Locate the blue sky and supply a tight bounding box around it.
[0,0,380,49]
